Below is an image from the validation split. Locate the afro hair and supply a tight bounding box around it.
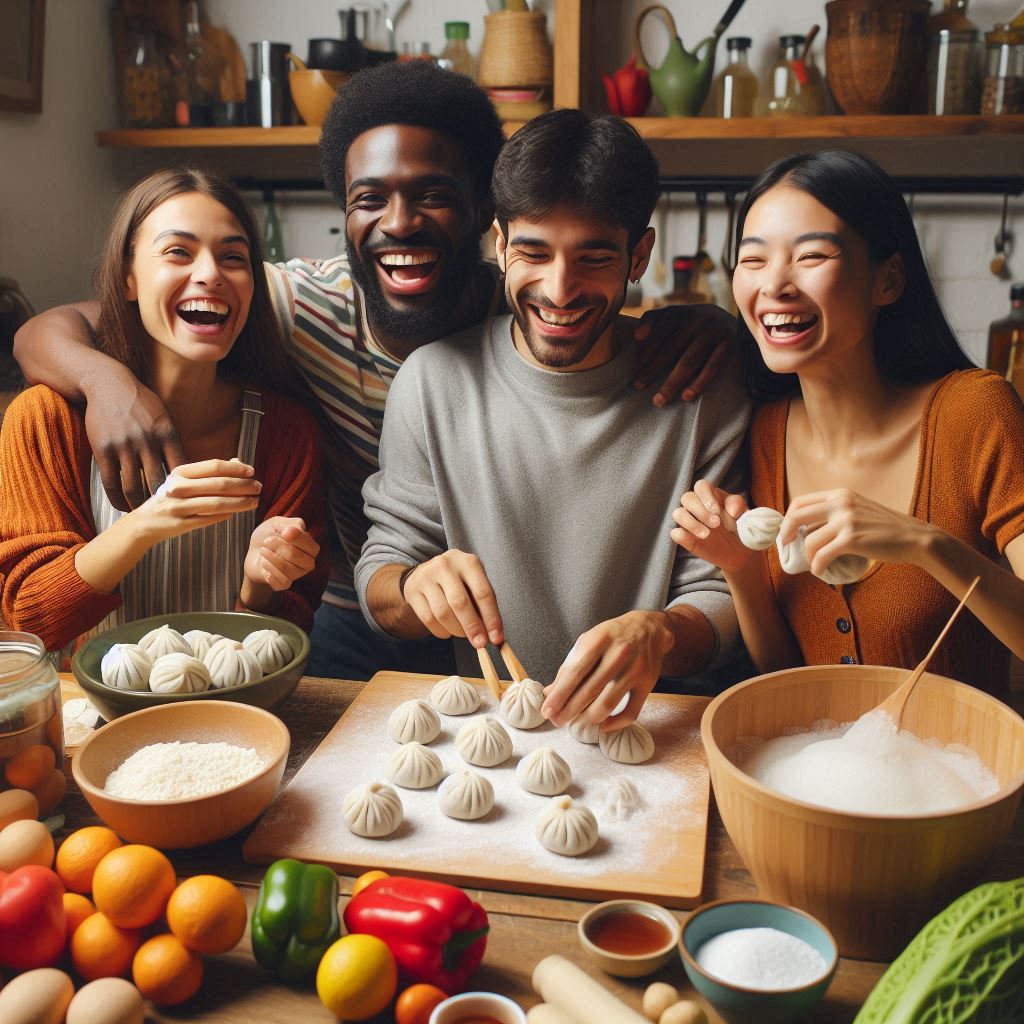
[320,61,505,208]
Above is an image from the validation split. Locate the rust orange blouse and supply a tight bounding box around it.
[750,369,1024,692]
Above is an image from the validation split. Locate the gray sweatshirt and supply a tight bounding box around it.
[356,314,751,684]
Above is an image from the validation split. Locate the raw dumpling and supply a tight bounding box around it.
[568,714,600,744]
[595,778,643,822]
[737,507,784,551]
[516,746,572,796]
[438,769,494,820]
[203,638,262,690]
[430,675,481,716]
[777,526,812,575]
[536,796,599,856]
[599,722,655,765]
[243,629,295,673]
[456,715,513,767]
[499,678,546,730]
[137,624,191,660]
[816,554,870,586]
[387,742,444,790]
[183,630,221,661]
[342,781,403,838]
[388,699,442,744]
[149,653,212,694]
[100,643,153,691]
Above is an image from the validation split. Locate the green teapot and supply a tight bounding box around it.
[634,0,749,117]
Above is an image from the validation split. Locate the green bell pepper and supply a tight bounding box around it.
[251,858,341,985]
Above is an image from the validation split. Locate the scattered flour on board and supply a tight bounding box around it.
[104,741,265,800]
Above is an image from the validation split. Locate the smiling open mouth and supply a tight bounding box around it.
[529,304,594,330]
[377,250,440,284]
[176,298,229,326]
[760,312,819,339]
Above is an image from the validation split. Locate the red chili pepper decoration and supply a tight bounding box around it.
[343,876,489,993]
[0,866,67,970]
[602,56,652,117]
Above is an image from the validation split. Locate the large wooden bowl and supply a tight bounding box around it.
[702,665,1024,959]
[288,68,348,126]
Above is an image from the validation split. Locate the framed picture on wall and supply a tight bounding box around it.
[0,0,45,113]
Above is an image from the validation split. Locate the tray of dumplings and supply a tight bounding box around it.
[243,670,712,907]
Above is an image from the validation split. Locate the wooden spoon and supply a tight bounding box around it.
[877,576,980,728]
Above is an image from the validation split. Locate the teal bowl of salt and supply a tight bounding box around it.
[680,899,838,1024]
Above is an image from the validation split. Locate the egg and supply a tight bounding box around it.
[31,769,67,817]
[0,967,74,1024]
[4,743,57,790]
[0,788,39,830]
[66,977,146,1024]
[0,818,55,871]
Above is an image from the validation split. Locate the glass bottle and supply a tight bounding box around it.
[709,37,758,118]
[175,1,220,127]
[765,36,808,117]
[263,189,285,264]
[439,22,475,78]
[664,257,711,305]
[120,21,173,129]
[981,24,1024,115]
[987,283,1024,397]
[928,0,983,114]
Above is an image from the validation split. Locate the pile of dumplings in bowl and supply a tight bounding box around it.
[342,675,656,858]
[100,623,296,694]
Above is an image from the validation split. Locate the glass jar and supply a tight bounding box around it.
[0,632,64,816]
[765,35,808,116]
[120,24,173,128]
[928,0,983,114]
[987,283,1024,398]
[710,37,759,118]
[981,24,1024,115]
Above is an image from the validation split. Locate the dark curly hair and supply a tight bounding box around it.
[320,61,505,207]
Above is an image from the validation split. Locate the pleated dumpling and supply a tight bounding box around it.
[516,746,571,796]
[203,637,262,690]
[499,678,546,730]
[138,624,191,660]
[149,653,212,694]
[387,742,444,790]
[100,643,153,691]
[816,553,870,586]
[568,714,600,744]
[438,770,494,820]
[183,629,222,661]
[243,629,295,673]
[455,715,512,767]
[342,781,403,838]
[776,525,812,575]
[736,507,784,551]
[599,722,655,764]
[430,675,481,716]
[536,796,599,856]
[388,699,442,744]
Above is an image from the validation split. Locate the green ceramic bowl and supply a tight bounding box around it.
[680,899,838,1024]
[72,611,309,721]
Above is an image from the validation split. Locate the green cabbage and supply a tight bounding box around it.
[854,878,1024,1023]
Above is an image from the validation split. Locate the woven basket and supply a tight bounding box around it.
[478,10,553,90]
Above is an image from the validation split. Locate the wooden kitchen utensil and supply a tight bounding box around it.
[500,642,529,682]
[476,647,504,701]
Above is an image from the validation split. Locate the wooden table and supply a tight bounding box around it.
[59,675,1024,1023]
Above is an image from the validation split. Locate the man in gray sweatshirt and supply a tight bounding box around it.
[356,109,750,730]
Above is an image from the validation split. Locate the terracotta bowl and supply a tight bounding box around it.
[702,665,1024,959]
[577,899,680,977]
[71,700,289,849]
[288,68,349,126]
[72,611,309,721]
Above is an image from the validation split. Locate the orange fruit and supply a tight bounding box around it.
[56,826,123,894]
[132,934,203,1007]
[166,875,247,955]
[32,769,67,817]
[71,911,141,980]
[395,983,449,1024]
[351,869,389,898]
[92,844,176,929]
[5,743,56,790]
[63,892,96,941]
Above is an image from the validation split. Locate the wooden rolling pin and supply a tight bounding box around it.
[527,1005,578,1024]
[532,955,650,1024]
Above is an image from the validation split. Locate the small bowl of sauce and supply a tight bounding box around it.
[578,899,681,977]
[429,991,527,1024]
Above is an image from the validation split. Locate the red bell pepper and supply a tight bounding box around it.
[602,56,651,117]
[0,865,66,970]
[343,877,488,993]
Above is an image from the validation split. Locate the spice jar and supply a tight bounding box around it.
[928,0,983,114]
[0,632,64,816]
[765,36,809,117]
[981,24,1024,115]
[119,22,173,128]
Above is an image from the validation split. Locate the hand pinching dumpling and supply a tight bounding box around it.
[243,629,295,673]
[138,624,191,660]
[430,675,481,716]
[203,638,262,689]
[736,507,785,551]
[536,796,599,856]
[815,553,870,586]
[776,525,812,575]
[388,699,442,744]
[101,643,153,691]
[499,678,546,730]
[438,770,494,820]
[343,781,403,838]
[149,653,212,694]
[516,746,572,796]
[599,722,655,764]
[455,715,513,767]
[568,714,600,744]
[183,630,221,661]
[387,742,444,790]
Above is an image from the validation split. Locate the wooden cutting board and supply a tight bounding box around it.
[244,672,711,907]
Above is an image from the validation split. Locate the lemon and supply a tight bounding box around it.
[316,934,397,1020]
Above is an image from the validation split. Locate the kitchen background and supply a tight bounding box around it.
[1,0,1021,367]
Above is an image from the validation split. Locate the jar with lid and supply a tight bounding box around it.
[709,37,758,117]
[981,24,1024,114]
[928,0,983,114]
[765,35,809,116]
[439,21,475,78]
[987,283,1024,397]
[119,20,173,128]
[0,632,64,817]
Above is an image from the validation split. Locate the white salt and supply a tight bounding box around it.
[739,709,999,815]
[104,741,265,800]
[696,927,828,990]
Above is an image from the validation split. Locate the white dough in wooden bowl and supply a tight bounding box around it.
[343,781,403,837]
[536,795,599,856]
[736,507,784,551]
[456,715,513,767]
[516,746,572,796]
[430,675,481,716]
[137,624,191,660]
[499,678,546,729]
[388,699,442,745]
[203,638,262,690]
[149,653,212,694]
[387,742,444,790]
[599,722,655,765]
[182,629,222,661]
[100,643,153,691]
[567,714,600,744]
[438,769,494,820]
[243,629,295,673]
